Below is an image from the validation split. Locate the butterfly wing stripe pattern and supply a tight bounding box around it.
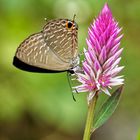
[13,19,79,72]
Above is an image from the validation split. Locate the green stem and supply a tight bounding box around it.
[83,94,98,140]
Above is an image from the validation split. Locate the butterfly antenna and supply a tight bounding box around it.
[44,18,48,21]
[73,14,76,22]
[67,71,76,101]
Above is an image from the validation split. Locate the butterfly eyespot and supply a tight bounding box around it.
[66,21,73,29]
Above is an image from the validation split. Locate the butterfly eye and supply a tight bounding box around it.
[66,21,73,29]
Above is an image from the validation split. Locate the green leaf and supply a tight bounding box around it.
[92,86,123,132]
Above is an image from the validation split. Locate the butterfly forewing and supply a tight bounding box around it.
[14,19,78,72]
[43,19,78,63]
[16,32,45,64]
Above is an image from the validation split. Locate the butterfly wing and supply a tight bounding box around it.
[43,19,78,64]
[13,19,78,72]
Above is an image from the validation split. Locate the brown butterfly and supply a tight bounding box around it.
[13,18,79,73]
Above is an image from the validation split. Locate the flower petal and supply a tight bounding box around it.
[101,87,111,96]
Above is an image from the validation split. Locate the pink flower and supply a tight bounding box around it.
[74,3,124,100]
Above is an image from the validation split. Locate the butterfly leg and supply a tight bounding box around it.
[67,71,77,101]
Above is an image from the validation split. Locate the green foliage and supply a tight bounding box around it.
[93,86,123,131]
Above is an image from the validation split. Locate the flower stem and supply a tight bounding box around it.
[83,94,98,140]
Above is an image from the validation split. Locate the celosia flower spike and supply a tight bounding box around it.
[74,3,124,100]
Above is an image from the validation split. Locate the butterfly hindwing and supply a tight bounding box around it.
[43,19,78,63]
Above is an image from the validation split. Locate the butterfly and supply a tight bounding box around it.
[13,17,79,73]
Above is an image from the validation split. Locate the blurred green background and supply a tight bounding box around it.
[0,0,140,140]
